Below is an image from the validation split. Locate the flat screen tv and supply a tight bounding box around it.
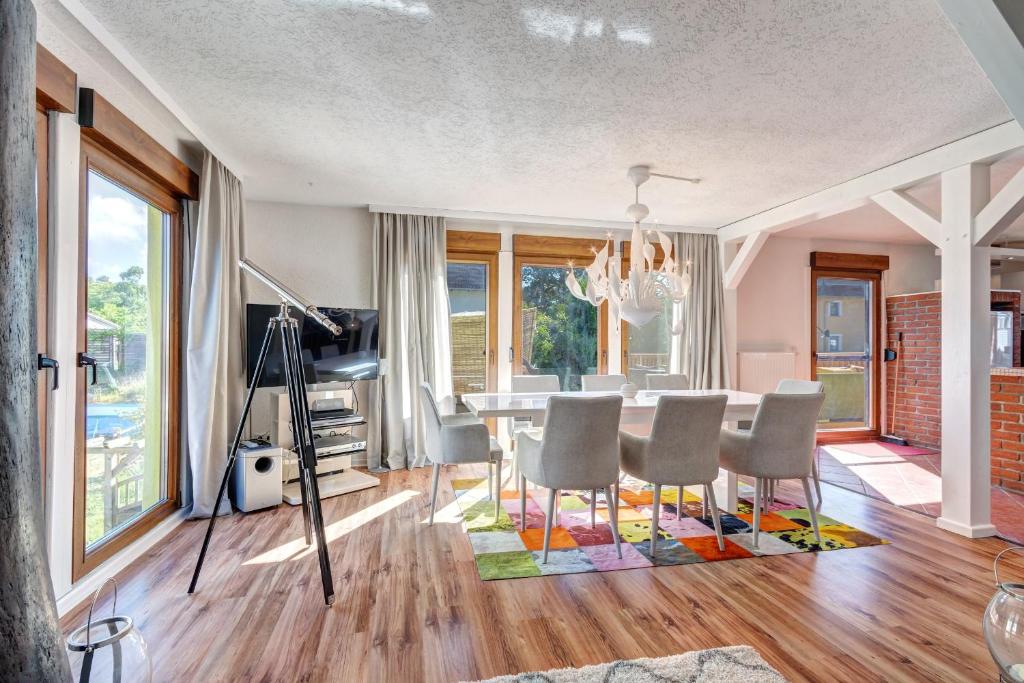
[246,304,380,388]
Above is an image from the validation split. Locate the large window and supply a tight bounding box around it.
[513,236,607,391]
[75,141,181,579]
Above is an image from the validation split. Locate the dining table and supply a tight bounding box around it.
[461,388,763,513]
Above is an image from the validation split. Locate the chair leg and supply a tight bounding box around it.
[752,477,762,549]
[651,484,662,557]
[590,489,597,527]
[542,488,557,563]
[519,474,527,531]
[493,460,502,520]
[677,485,684,519]
[429,463,441,526]
[763,479,770,513]
[801,478,822,545]
[613,481,621,509]
[705,484,725,551]
[606,484,622,559]
[811,458,823,509]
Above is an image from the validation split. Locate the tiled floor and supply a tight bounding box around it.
[817,442,1024,544]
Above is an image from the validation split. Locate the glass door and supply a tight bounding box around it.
[36,107,51,493]
[514,257,605,391]
[812,271,880,434]
[446,256,497,411]
[75,141,181,580]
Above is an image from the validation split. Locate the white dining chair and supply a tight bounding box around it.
[774,378,825,507]
[618,394,728,555]
[419,383,505,525]
[581,374,627,392]
[508,374,560,491]
[517,395,624,562]
[719,392,825,548]
[645,373,689,390]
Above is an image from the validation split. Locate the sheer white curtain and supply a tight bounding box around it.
[671,233,730,389]
[372,212,453,470]
[186,152,246,517]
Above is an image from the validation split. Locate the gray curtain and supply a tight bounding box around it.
[672,233,731,389]
[372,213,453,470]
[186,152,246,517]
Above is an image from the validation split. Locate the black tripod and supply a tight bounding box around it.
[188,300,335,606]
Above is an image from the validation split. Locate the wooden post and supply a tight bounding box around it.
[937,164,997,538]
[0,1,73,678]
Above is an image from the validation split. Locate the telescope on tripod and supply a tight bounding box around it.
[188,258,337,606]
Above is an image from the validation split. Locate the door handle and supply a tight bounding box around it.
[77,353,98,386]
[37,354,59,391]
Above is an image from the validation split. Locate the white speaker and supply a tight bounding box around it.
[231,445,283,512]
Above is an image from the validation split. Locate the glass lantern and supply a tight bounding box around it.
[66,579,152,683]
[984,547,1024,682]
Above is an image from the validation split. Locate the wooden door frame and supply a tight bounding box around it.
[73,138,183,581]
[810,257,885,444]
[512,254,609,383]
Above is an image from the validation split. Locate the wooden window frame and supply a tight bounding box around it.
[73,138,184,581]
[512,235,609,381]
[809,252,888,444]
[446,231,500,394]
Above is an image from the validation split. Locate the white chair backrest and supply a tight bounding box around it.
[512,374,560,393]
[647,395,728,483]
[646,373,689,390]
[749,392,825,477]
[418,383,444,463]
[776,379,824,394]
[581,374,628,392]
[536,395,623,488]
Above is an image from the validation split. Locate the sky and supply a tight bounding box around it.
[87,171,156,281]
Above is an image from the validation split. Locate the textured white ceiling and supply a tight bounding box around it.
[75,0,1010,228]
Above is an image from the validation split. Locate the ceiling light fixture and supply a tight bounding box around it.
[566,165,699,334]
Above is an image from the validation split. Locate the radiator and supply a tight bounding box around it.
[737,352,797,394]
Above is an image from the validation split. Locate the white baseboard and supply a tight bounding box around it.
[936,516,998,538]
[56,507,190,618]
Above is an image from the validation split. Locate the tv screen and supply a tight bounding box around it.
[246,304,379,388]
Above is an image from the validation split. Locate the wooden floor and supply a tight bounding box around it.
[60,465,1011,682]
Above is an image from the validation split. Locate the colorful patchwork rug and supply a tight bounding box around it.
[451,477,888,580]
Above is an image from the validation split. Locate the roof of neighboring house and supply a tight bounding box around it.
[87,313,119,331]
[447,263,486,290]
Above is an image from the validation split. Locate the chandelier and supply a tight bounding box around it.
[565,165,696,334]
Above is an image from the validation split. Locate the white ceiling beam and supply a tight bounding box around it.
[937,0,1024,126]
[367,204,714,235]
[870,190,942,246]
[722,231,769,290]
[975,166,1024,246]
[717,120,1024,244]
[990,246,1024,259]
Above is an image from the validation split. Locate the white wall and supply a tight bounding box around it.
[736,236,940,380]
[242,201,375,442]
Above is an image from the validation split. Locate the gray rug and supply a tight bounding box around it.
[470,646,787,682]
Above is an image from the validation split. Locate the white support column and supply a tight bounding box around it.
[496,231,514,450]
[719,237,740,389]
[937,163,997,538]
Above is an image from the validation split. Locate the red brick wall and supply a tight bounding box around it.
[885,292,941,449]
[886,291,1024,489]
[992,373,1024,493]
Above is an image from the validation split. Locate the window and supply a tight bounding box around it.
[621,244,674,386]
[827,334,842,352]
[513,235,607,391]
[75,140,182,579]
[828,301,842,317]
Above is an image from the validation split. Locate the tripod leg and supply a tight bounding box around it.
[189,319,277,594]
[283,319,335,606]
[279,321,313,545]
